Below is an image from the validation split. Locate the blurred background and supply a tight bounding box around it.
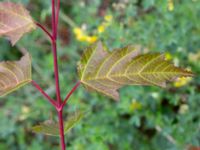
[0,0,200,150]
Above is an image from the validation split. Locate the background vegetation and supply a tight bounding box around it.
[0,0,199,150]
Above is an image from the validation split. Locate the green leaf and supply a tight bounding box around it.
[0,2,36,45]
[32,111,85,136]
[32,120,60,136]
[0,53,32,97]
[77,42,193,100]
[64,111,85,134]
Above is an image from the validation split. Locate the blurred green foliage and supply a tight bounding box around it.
[0,0,200,150]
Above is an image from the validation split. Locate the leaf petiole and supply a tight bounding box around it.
[59,81,81,110]
[31,80,58,107]
[35,22,53,41]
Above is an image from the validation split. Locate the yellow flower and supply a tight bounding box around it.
[73,27,83,35]
[73,27,86,41]
[73,27,97,43]
[76,34,88,41]
[165,52,172,60]
[174,77,192,87]
[129,100,142,111]
[104,15,113,22]
[86,36,98,43]
[97,15,113,34]
[97,25,105,34]
[168,0,174,11]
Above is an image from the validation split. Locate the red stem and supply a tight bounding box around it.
[58,110,65,150]
[31,80,57,107]
[50,0,61,103]
[34,0,80,149]
[51,0,61,105]
[35,22,53,41]
[60,81,81,110]
[56,0,60,35]
[52,41,62,105]
[52,0,57,40]
[30,0,81,149]
[51,0,65,150]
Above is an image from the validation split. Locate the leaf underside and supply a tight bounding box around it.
[77,42,193,100]
[0,53,32,97]
[32,111,85,136]
[0,2,36,45]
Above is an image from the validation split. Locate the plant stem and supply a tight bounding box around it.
[51,0,56,39]
[58,110,66,150]
[51,0,65,149]
[52,41,62,105]
[31,80,57,107]
[56,0,60,32]
[35,22,53,41]
[33,1,81,149]
[51,0,61,105]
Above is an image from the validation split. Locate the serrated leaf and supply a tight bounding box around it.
[0,53,32,97]
[0,2,36,45]
[32,111,85,136]
[77,42,193,100]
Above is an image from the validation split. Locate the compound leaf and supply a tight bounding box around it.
[0,53,32,97]
[32,111,85,136]
[0,2,36,45]
[77,42,193,100]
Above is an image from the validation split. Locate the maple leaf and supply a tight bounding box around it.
[32,111,85,136]
[77,42,193,100]
[0,2,36,45]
